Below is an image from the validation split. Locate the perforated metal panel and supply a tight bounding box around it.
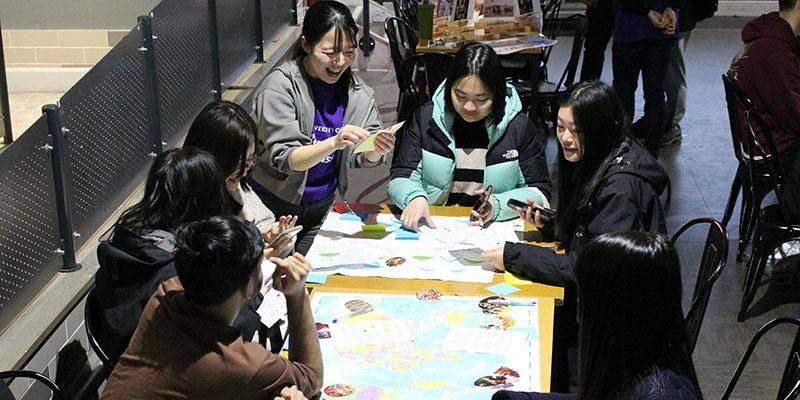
[152,0,215,147]
[217,0,257,90]
[0,116,62,333]
[262,0,293,44]
[60,29,154,251]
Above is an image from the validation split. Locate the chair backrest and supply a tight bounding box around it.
[399,52,454,114]
[0,370,64,400]
[85,287,117,375]
[540,0,565,64]
[671,217,728,355]
[721,317,800,400]
[393,0,419,31]
[385,16,418,90]
[553,14,587,90]
[721,74,793,222]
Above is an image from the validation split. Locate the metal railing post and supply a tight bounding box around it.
[255,0,265,63]
[0,20,13,145]
[42,104,81,272]
[359,0,375,57]
[138,15,163,156]
[207,0,223,100]
[291,0,299,26]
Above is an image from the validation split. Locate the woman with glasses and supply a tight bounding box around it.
[184,101,297,244]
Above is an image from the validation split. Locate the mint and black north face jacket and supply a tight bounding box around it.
[388,83,551,221]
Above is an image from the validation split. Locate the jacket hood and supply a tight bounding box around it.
[430,81,522,146]
[742,12,800,53]
[597,138,670,195]
[97,227,176,285]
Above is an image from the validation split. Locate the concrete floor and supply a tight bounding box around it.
[4,23,797,399]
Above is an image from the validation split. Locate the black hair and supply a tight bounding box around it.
[184,101,257,186]
[116,147,232,233]
[553,81,629,244]
[174,216,264,307]
[779,0,798,11]
[443,42,507,126]
[294,1,359,87]
[575,232,701,400]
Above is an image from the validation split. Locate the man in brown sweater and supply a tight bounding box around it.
[102,216,322,399]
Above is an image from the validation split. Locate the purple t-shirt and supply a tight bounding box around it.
[302,78,346,204]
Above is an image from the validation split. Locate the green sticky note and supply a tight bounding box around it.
[463,255,484,263]
[362,223,386,232]
[412,255,434,261]
[319,252,340,257]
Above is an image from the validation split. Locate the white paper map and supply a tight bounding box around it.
[306,212,523,283]
[312,292,541,398]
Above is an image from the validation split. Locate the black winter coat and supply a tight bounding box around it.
[503,138,669,287]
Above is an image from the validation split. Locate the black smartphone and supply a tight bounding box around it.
[506,199,556,223]
[470,185,494,222]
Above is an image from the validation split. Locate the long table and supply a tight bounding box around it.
[308,204,563,392]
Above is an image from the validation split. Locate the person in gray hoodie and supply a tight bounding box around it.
[251,1,395,254]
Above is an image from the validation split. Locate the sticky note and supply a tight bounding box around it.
[486,282,521,296]
[340,212,363,222]
[306,272,329,284]
[504,271,535,286]
[395,228,420,240]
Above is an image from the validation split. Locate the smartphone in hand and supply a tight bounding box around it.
[469,185,494,223]
[268,225,302,258]
[506,199,555,223]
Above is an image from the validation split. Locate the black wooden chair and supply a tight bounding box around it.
[721,317,800,400]
[85,287,117,375]
[723,76,800,321]
[671,217,728,354]
[721,73,775,262]
[0,370,64,400]
[385,16,419,122]
[392,0,419,31]
[398,52,454,119]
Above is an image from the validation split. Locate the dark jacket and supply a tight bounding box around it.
[388,83,551,220]
[95,227,178,361]
[95,227,262,361]
[503,138,669,287]
[728,12,800,156]
[492,369,699,400]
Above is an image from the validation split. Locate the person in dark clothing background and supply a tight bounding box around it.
[579,0,615,81]
[481,81,668,392]
[728,0,800,218]
[492,232,702,400]
[94,147,262,362]
[613,0,681,157]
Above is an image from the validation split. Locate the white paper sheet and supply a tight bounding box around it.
[256,288,286,328]
[329,319,414,349]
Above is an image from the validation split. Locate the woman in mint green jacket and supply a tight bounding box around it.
[388,43,551,230]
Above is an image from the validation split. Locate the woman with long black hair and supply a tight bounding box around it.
[493,232,702,400]
[482,81,669,391]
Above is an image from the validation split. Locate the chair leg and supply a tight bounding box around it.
[738,185,756,262]
[722,167,742,227]
[739,224,768,322]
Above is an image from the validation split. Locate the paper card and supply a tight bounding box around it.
[353,121,405,154]
[340,212,363,222]
[306,272,329,284]
[486,282,521,296]
[442,326,528,355]
[448,247,485,265]
[329,320,414,349]
[396,228,420,240]
[257,289,287,328]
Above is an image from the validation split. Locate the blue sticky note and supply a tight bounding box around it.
[340,212,362,222]
[486,282,521,296]
[395,228,420,240]
[306,272,329,284]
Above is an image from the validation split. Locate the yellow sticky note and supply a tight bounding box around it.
[504,271,534,286]
[361,223,386,232]
[353,121,405,154]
